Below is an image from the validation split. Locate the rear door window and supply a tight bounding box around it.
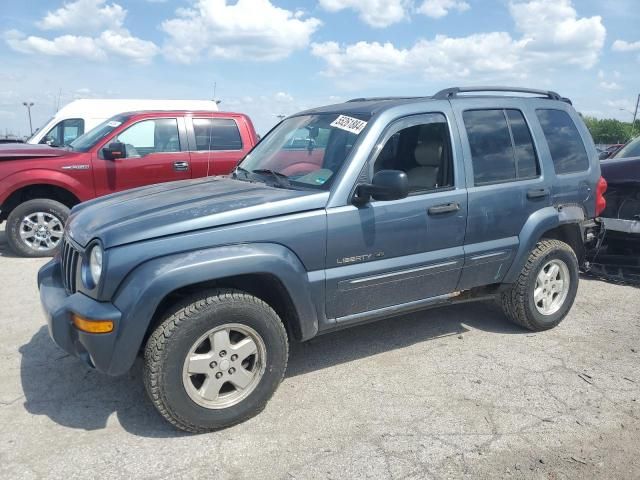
[536,109,589,174]
[464,109,540,185]
[193,118,243,151]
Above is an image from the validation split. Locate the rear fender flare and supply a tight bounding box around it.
[503,207,560,284]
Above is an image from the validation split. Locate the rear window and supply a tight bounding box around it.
[536,109,589,174]
[463,109,539,185]
[193,118,243,151]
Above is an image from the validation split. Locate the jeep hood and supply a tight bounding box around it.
[67,177,329,248]
[0,143,70,160]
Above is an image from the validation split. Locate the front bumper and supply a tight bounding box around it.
[38,258,122,373]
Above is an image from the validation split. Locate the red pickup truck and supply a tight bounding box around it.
[0,111,258,257]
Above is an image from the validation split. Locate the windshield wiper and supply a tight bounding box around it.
[251,169,291,188]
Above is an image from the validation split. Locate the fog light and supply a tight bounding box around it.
[71,314,113,334]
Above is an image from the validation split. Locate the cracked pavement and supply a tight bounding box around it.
[0,225,639,479]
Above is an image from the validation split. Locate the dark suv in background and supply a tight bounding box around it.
[39,87,606,432]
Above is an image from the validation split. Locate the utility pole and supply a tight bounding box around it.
[22,101,34,135]
[632,94,639,136]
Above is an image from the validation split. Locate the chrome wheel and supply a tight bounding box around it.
[19,212,64,251]
[182,323,266,409]
[534,259,570,315]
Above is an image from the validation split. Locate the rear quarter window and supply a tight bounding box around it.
[536,109,589,174]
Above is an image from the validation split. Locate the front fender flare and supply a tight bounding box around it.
[107,243,320,376]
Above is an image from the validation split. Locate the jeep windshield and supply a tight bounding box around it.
[69,114,132,152]
[236,112,371,190]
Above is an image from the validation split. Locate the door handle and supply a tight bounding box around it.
[527,187,550,199]
[428,202,460,215]
[173,161,189,172]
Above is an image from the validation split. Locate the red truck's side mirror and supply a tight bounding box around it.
[102,142,126,160]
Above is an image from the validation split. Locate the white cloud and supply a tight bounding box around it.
[161,0,321,63]
[318,0,469,27]
[600,81,621,90]
[98,30,159,63]
[418,0,470,19]
[5,30,107,61]
[5,0,158,64]
[37,0,126,34]
[509,0,605,67]
[318,0,409,28]
[313,0,605,80]
[612,39,640,52]
[5,29,158,64]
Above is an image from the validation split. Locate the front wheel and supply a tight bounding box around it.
[501,239,579,331]
[6,199,69,257]
[144,289,289,433]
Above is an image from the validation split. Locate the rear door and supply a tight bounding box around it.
[451,100,550,290]
[187,117,248,177]
[325,111,468,321]
[92,117,191,195]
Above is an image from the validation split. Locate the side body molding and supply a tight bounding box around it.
[107,243,320,375]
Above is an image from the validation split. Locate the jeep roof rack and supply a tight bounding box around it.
[346,96,428,103]
[433,86,571,104]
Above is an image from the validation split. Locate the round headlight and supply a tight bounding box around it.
[89,245,103,286]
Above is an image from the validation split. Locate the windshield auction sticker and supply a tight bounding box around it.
[330,115,368,135]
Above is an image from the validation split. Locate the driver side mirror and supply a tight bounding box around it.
[102,141,126,160]
[354,169,409,204]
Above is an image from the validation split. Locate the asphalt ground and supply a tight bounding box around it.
[0,224,639,479]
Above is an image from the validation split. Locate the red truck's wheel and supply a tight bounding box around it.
[6,199,69,257]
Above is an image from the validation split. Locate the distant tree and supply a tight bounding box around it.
[582,116,638,145]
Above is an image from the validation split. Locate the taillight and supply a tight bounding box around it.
[595,176,607,216]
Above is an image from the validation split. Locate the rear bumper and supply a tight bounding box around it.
[38,258,122,374]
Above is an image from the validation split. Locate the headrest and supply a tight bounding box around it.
[414,141,442,167]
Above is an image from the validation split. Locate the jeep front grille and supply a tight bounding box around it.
[60,237,81,294]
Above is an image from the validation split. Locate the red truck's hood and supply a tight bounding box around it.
[0,143,71,160]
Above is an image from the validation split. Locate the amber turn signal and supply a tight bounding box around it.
[71,314,114,334]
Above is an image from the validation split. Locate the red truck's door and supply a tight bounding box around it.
[92,117,192,196]
[187,116,252,176]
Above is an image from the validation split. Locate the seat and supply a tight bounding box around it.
[407,141,442,189]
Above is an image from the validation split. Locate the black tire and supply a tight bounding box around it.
[501,239,579,331]
[6,198,70,257]
[144,289,289,433]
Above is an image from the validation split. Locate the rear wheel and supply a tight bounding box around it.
[501,239,579,331]
[6,199,69,257]
[144,289,288,433]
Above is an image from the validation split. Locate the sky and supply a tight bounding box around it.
[1,0,639,137]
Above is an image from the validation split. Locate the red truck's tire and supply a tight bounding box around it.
[6,199,69,257]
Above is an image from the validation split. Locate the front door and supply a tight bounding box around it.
[325,112,468,321]
[93,117,191,196]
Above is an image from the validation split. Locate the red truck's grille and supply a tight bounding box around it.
[60,237,80,294]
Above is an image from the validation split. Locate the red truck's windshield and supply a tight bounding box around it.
[70,114,132,152]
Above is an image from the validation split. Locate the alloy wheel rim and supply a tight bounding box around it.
[182,323,266,409]
[19,212,64,251]
[534,259,570,316]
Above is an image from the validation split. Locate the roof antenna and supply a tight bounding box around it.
[213,82,221,106]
